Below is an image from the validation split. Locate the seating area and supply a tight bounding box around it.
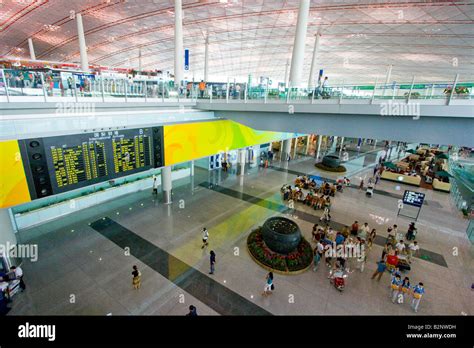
[381,147,452,191]
[281,176,347,212]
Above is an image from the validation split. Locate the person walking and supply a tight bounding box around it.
[359,178,364,190]
[371,259,387,281]
[10,266,25,291]
[359,222,370,240]
[201,227,209,249]
[393,224,402,241]
[132,265,141,290]
[262,272,274,296]
[374,171,381,185]
[0,287,10,315]
[406,222,417,241]
[407,241,420,264]
[368,228,377,249]
[313,242,324,272]
[198,80,206,98]
[209,250,216,274]
[356,245,367,273]
[395,240,406,254]
[186,305,198,316]
[411,282,425,313]
[152,176,159,195]
[391,274,403,303]
[351,221,359,236]
[381,242,391,260]
[401,277,411,303]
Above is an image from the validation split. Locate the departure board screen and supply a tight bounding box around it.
[49,136,108,190]
[20,127,160,197]
[112,129,152,174]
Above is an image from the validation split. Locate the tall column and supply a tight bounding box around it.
[284,58,290,87]
[238,148,246,175]
[292,138,298,159]
[76,13,89,72]
[161,167,172,204]
[174,0,184,86]
[138,48,142,72]
[316,135,322,160]
[331,136,338,153]
[339,137,345,157]
[308,33,321,89]
[279,140,284,160]
[27,38,36,60]
[382,64,392,96]
[288,0,310,87]
[0,209,17,250]
[204,35,209,82]
[305,135,311,155]
[282,139,292,161]
[190,160,194,176]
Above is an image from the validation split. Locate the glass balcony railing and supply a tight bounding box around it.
[1,68,472,105]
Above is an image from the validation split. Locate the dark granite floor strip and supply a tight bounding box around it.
[90,217,272,316]
[200,182,448,268]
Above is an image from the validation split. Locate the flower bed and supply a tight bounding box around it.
[315,162,347,172]
[247,227,313,274]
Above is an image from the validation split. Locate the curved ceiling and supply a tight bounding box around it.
[0,0,473,84]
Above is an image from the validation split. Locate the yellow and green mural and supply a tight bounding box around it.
[164,120,296,166]
[0,140,31,208]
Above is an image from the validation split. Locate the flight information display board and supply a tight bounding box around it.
[20,126,162,198]
[402,190,425,208]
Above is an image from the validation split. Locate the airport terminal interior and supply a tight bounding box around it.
[0,0,473,318]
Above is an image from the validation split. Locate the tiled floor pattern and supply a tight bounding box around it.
[8,151,473,316]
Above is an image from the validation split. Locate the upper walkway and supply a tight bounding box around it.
[2,75,473,145]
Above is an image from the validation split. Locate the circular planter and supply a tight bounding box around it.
[247,227,313,275]
[322,155,341,168]
[261,217,301,254]
[315,162,347,172]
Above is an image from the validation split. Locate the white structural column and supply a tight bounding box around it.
[27,38,36,60]
[174,0,184,86]
[339,137,345,157]
[315,135,322,160]
[308,33,321,88]
[161,167,172,204]
[138,48,142,72]
[284,59,290,87]
[288,0,310,87]
[282,139,292,161]
[0,209,16,249]
[305,135,311,155]
[292,138,298,159]
[204,35,209,82]
[382,64,392,96]
[238,148,247,175]
[76,13,89,72]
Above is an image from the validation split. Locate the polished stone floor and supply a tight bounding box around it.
[9,151,473,316]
